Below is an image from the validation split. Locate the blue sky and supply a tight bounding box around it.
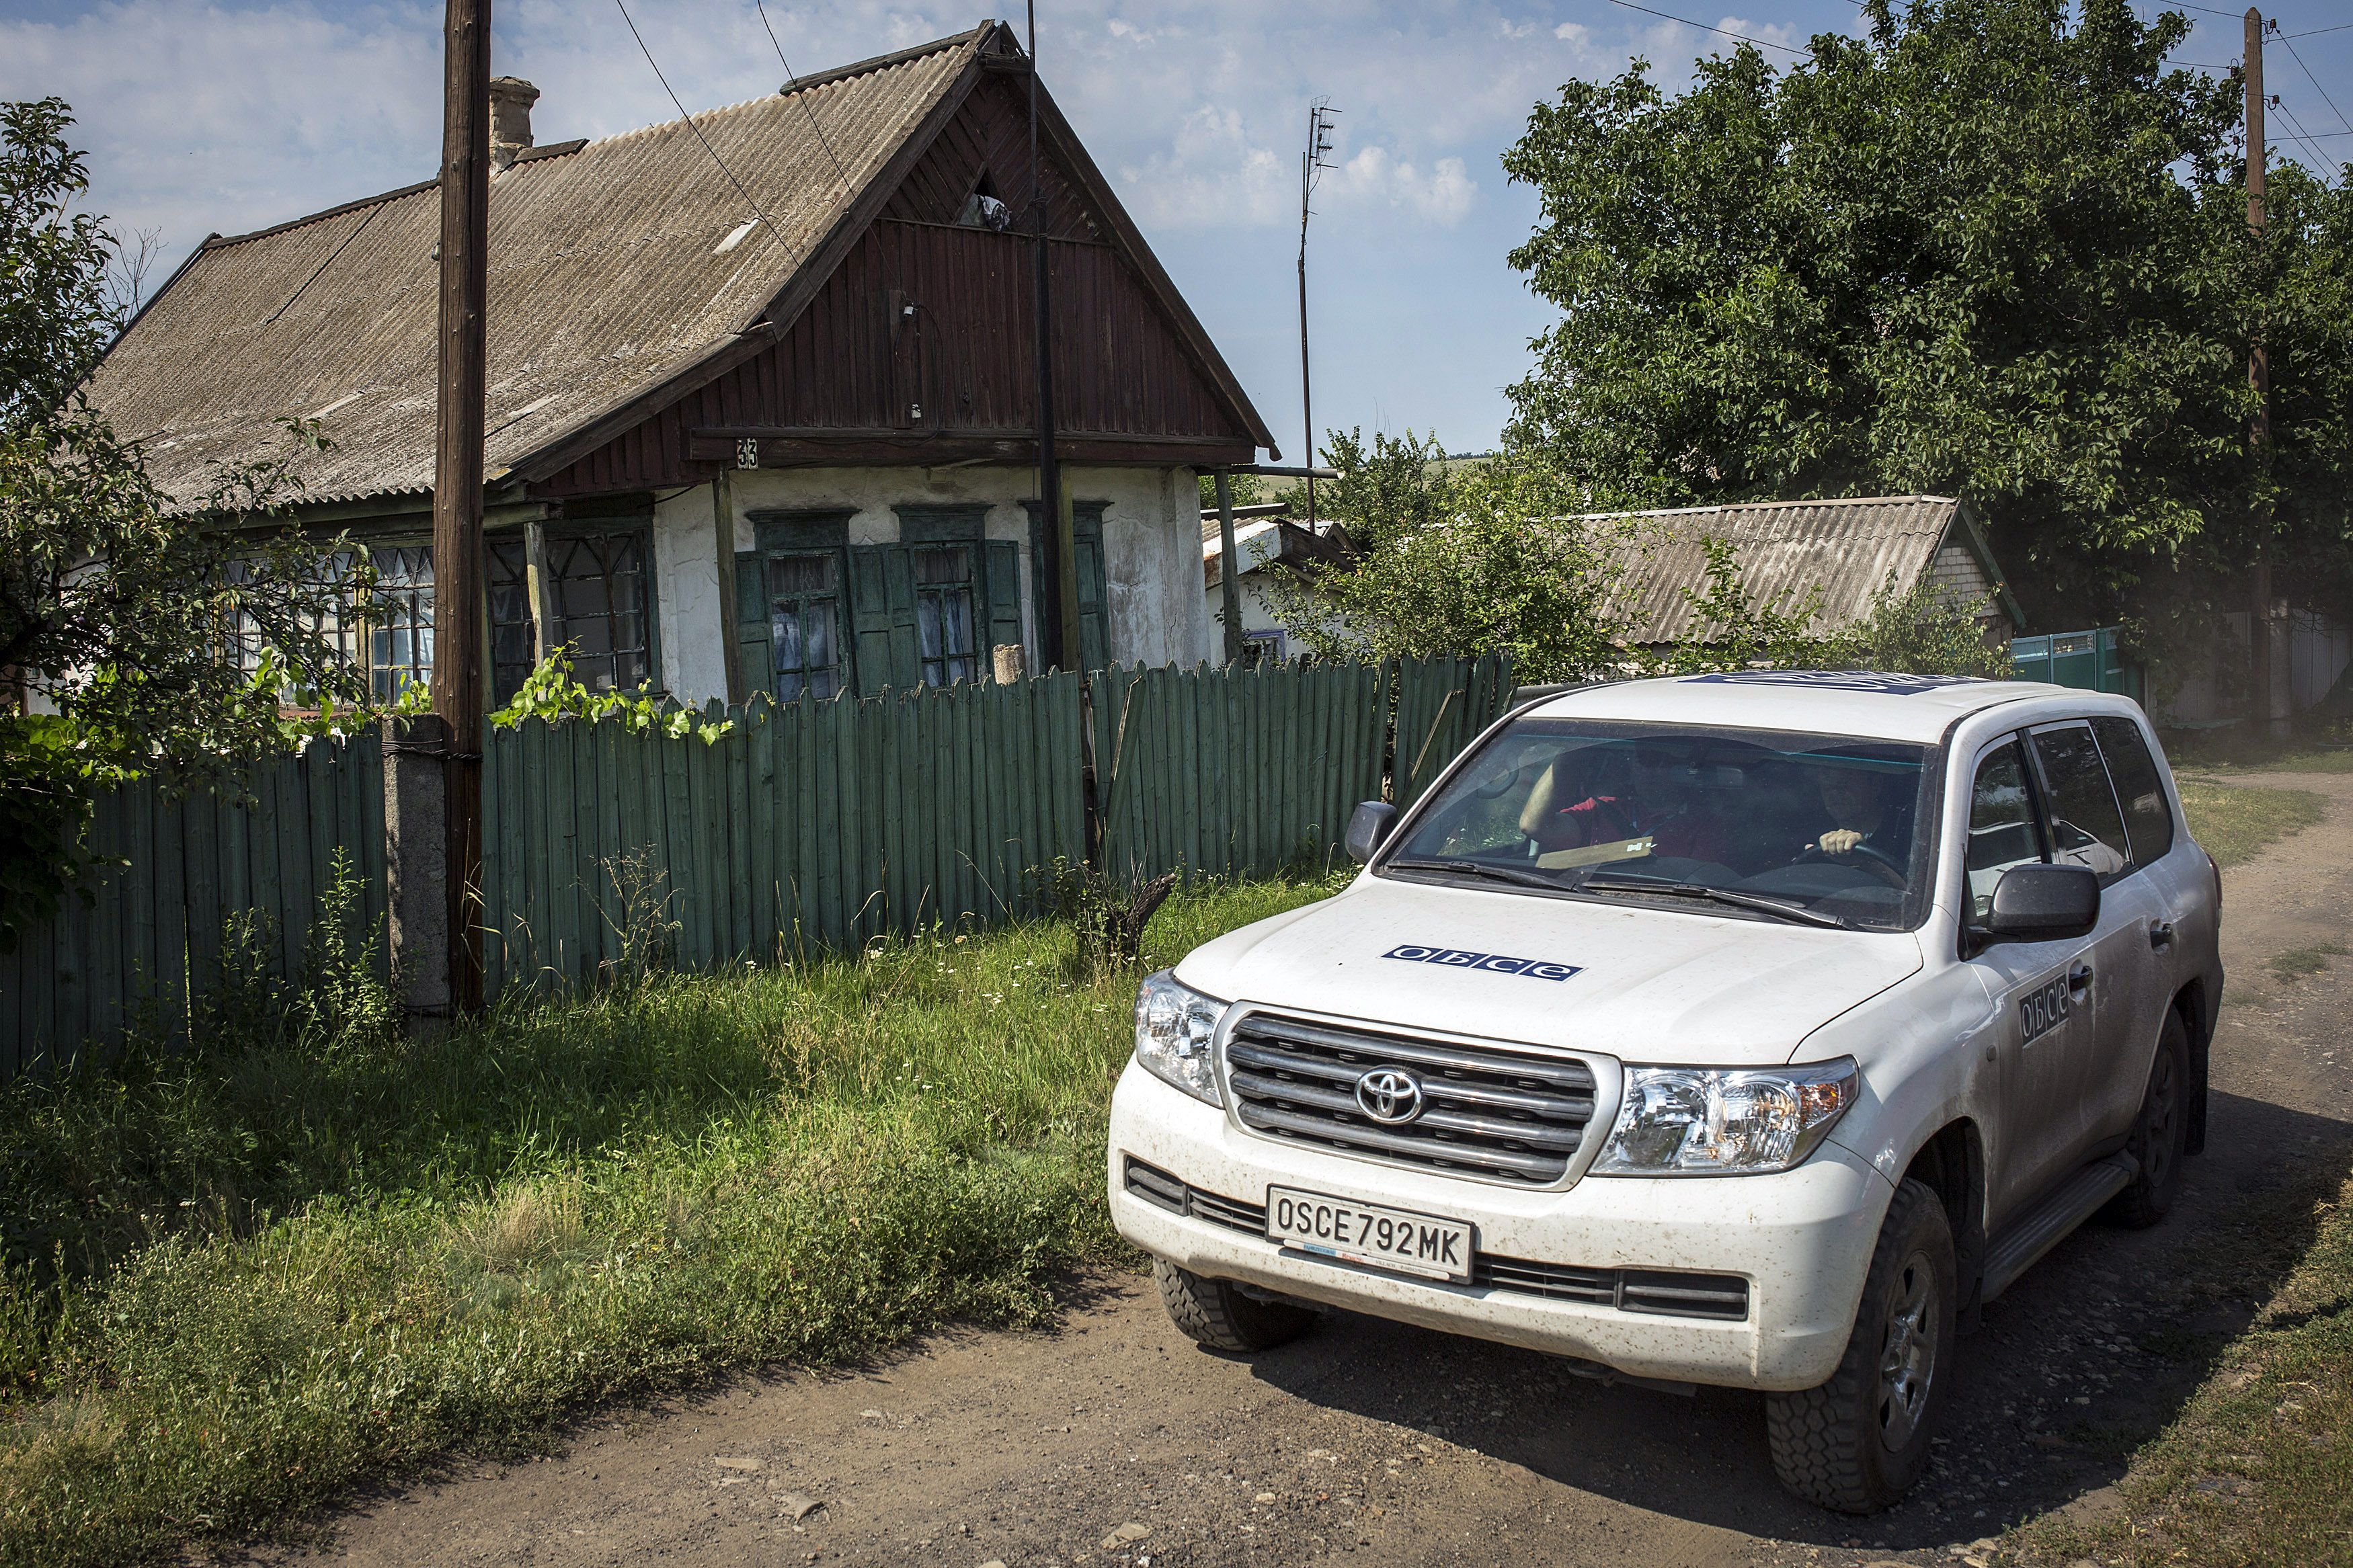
[3,0,2347,458]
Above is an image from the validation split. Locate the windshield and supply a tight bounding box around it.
[1380,717,1939,932]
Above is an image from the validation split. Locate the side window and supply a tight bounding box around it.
[1966,741,2045,919]
[911,544,980,686]
[2091,716,2175,866]
[487,538,536,704]
[369,544,435,702]
[548,532,653,692]
[764,552,847,700]
[2029,724,2132,884]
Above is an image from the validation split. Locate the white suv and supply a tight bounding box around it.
[1108,672,2222,1513]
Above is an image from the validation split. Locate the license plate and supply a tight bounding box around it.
[1265,1187,1474,1283]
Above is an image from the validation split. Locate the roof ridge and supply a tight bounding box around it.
[198,24,990,254]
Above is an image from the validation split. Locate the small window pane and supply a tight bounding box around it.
[487,538,536,704]
[763,550,844,700]
[1966,741,2045,919]
[2030,725,2132,884]
[370,544,435,701]
[548,532,651,692]
[912,545,975,687]
[2091,716,2174,867]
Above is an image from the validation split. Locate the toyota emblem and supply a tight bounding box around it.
[1354,1067,1425,1124]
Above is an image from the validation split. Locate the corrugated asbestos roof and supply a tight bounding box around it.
[1591,495,2005,644]
[83,26,990,505]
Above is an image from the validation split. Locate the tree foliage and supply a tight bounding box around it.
[1,99,375,949]
[1501,0,2352,628]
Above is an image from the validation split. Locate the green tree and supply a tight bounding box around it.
[1501,0,2349,628]
[1263,454,1630,682]
[1,99,373,949]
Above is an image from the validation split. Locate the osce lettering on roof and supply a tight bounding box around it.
[1384,946,1583,983]
[1682,671,1986,696]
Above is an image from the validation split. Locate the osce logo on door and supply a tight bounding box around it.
[1383,946,1582,983]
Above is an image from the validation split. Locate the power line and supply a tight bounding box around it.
[2280,36,2353,136]
[612,0,779,241]
[2269,95,2340,166]
[1599,0,1808,57]
[756,0,851,191]
[2280,23,2353,39]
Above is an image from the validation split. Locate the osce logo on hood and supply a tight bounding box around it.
[1383,946,1581,983]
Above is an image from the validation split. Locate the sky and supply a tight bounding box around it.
[3,0,2348,460]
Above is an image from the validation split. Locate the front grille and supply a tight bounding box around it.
[1222,1012,1597,1185]
[1119,1160,1746,1321]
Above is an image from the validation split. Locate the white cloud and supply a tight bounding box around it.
[1332,146,1477,226]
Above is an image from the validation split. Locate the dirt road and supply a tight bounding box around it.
[259,774,2353,1568]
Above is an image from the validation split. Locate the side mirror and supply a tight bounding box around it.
[1345,800,1398,864]
[1981,863,2101,944]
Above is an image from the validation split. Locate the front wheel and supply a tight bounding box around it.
[1766,1178,1956,1513]
[1154,1260,1314,1353]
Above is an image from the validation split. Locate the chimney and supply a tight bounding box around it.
[489,77,540,171]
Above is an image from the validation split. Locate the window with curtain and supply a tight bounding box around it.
[766,552,846,699]
[913,544,978,686]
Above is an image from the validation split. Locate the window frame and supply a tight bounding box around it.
[539,524,657,695]
[744,509,856,701]
[2024,719,2137,888]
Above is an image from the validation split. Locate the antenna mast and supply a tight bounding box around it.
[1298,99,1338,526]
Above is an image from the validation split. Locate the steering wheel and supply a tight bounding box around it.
[1794,840,1910,889]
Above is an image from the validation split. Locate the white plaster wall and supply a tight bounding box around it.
[651,462,1211,703]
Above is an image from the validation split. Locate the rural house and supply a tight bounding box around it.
[1208,492,2020,659]
[85,20,1279,707]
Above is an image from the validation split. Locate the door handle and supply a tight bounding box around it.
[2068,962,2094,997]
[2149,920,2176,952]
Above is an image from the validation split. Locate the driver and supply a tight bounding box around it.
[1814,768,1907,862]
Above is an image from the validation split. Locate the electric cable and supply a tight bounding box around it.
[2279,37,2353,136]
[1599,0,1808,57]
[757,0,852,192]
[612,0,779,241]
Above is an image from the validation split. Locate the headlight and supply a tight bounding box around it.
[1591,1059,1858,1176]
[1133,971,1226,1106]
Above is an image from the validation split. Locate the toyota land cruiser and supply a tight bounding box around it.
[1107,672,2222,1512]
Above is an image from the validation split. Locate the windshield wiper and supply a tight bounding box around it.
[1383,856,1565,893]
[1578,874,1856,930]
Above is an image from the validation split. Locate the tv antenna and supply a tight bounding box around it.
[1299,98,1339,524]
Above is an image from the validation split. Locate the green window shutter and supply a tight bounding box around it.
[850,544,894,695]
[1073,505,1110,671]
[983,539,1023,674]
[885,546,921,690]
[733,552,773,700]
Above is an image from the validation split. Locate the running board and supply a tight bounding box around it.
[1981,1154,2137,1303]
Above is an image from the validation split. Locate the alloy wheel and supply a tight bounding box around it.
[1876,1249,1940,1452]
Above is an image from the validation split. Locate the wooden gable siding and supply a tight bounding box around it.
[881,73,1099,242]
[536,80,1252,497]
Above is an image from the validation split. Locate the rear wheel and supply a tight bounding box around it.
[1153,1260,1314,1353]
[2106,1009,2190,1229]
[1766,1178,1956,1513]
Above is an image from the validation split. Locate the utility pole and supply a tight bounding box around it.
[433,0,490,1011]
[1215,469,1243,665]
[2245,6,2280,735]
[1027,2,1075,671]
[1298,100,1337,527]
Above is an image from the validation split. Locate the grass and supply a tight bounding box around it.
[2016,1168,2353,1567]
[2165,717,2353,776]
[2176,780,2329,868]
[2267,944,2350,985]
[0,868,1343,1567]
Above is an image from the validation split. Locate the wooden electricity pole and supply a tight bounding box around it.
[2245,6,2278,734]
[433,0,491,1011]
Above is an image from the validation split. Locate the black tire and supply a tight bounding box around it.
[1766,1178,1957,1514]
[1153,1260,1314,1353]
[2106,1008,2190,1229]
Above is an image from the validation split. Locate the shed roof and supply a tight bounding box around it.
[1593,495,2021,643]
[87,21,1265,508]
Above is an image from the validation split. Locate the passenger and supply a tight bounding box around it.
[1518,749,1636,854]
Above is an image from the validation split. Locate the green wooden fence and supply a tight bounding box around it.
[479,671,1088,990]
[3,656,1515,1065]
[0,735,388,1077]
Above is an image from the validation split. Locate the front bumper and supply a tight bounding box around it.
[1109,1059,1893,1391]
